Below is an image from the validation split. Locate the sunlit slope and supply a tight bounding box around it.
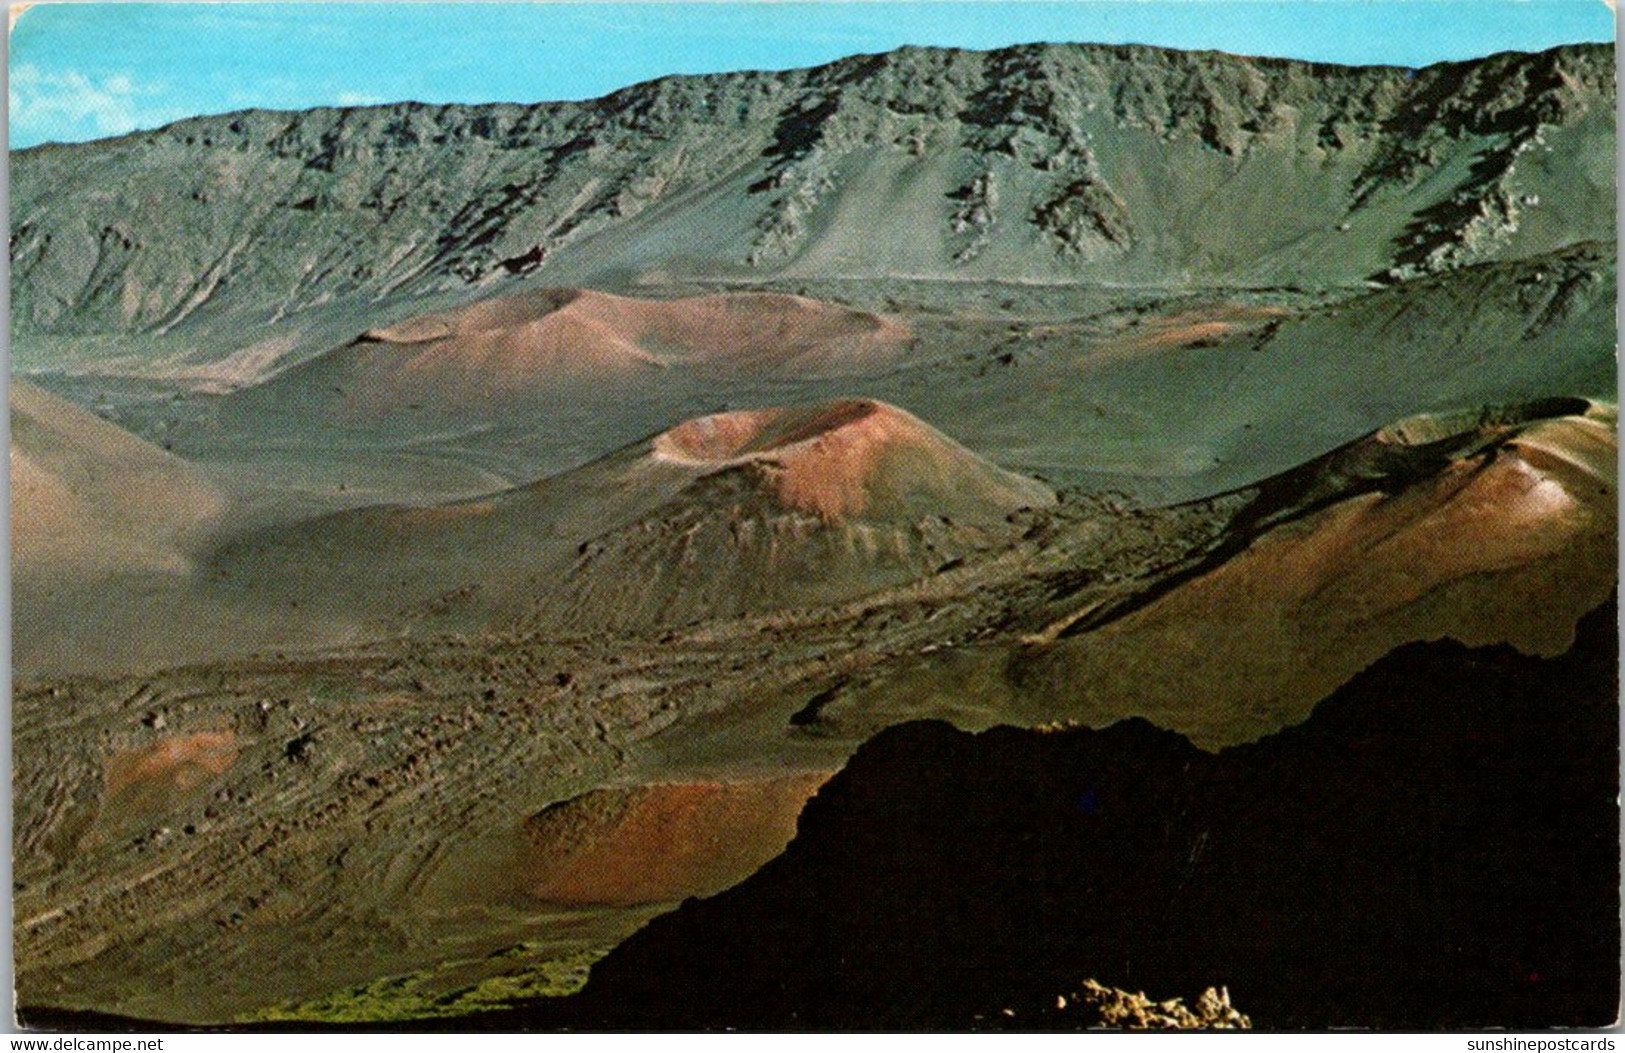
[809,398,1618,748]
[10,378,222,578]
[224,288,912,423]
[204,399,1055,638]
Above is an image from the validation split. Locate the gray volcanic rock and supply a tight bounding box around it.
[10,42,1614,376]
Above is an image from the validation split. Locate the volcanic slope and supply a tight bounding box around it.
[11,398,1613,1025]
[203,399,1057,646]
[794,397,1619,749]
[518,772,834,907]
[10,377,223,577]
[10,379,242,677]
[10,43,1613,377]
[923,240,1617,499]
[227,288,914,424]
[536,596,1620,1031]
[124,234,1607,520]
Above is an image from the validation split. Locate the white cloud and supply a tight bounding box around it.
[334,91,385,107]
[9,62,183,143]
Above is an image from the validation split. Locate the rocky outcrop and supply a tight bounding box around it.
[1045,980,1251,1030]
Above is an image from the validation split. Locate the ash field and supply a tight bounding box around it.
[9,40,1620,1028]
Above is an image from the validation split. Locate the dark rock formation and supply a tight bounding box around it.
[524,596,1619,1029]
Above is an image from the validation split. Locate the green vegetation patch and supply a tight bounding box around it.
[243,945,605,1023]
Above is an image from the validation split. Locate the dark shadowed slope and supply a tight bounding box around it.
[531,596,1619,1030]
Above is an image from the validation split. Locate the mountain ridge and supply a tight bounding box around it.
[12,41,1613,367]
[13,40,1606,154]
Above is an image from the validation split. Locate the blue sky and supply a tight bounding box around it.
[9,1,1617,149]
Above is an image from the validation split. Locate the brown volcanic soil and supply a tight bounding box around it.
[10,378,224,578]
[201,398,1056,644]
[520,773,832,906]
[98,732,241,843]
[104,731,239,797]
[1080,302,1288,363]
[804,399,1619,749]
[363,288,912,376]
[1030,401,1619,741]
[545,401,1056,631]
[651,399,1054,523]
[9,379,253,679]
[250,288,913,421]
